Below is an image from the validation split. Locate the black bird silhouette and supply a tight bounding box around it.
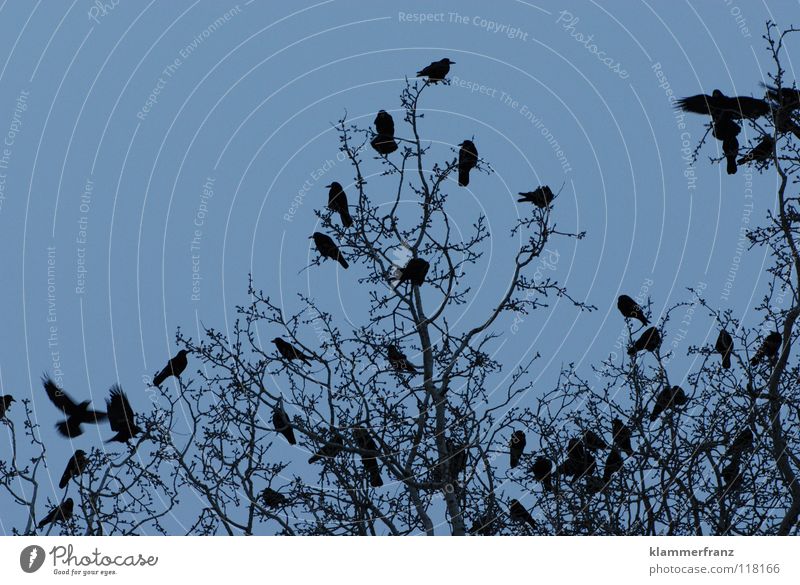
[603,447,624,483]
[611,418,634,457]
[737,135,774,165]
[582,430,608,451]
[447,440,468,478]
[727,428,754,459]
[531,456,553,492]
[763,83,800,110]
[272,401,296,445]
[721,457,743,493]
[272,337,312,365]
[517,185,554,208]
[558,439,596,480]
[751,331,781,365]
[308,431,345,464]
[416,58,455,82]
[37,498,73,530]
[326,182,353,228]
[650,385,688,422]
[712,111,741,174]
[353,427,383,487]
[617,294,648,325]
[398,257,430,286]
[0,394,14,418]
[628,327,661,356]
[508,499,537,531]
[509,430,526,468]
[676,90,770,119]
[43,376,107,438]
[387,344,417,373]
[261,487,288,508]
[457,140,478,187]
[370,110,398,156]
[715,330,734,369]
[311,232,348,268]
[105,385,142,443]
[153,349,189,387]
[469,514,496,536]
[59,450,88,490]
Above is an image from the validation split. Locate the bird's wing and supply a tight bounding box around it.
[106,385,135,431]
[676,94,714,115]
[42,376,80,414]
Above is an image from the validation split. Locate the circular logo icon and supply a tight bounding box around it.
[20,545,46,573]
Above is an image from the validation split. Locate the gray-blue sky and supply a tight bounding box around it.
[0,0,796,533]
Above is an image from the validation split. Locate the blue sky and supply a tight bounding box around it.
[0,0,797,533]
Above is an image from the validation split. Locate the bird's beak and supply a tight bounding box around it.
[324,183,332,188]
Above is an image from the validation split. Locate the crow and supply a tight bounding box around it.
[272,401,296,445]
[721,457,743,493]
[398,257,430,286]
[308,431,345,464]
[105,385,142,443]
[508,499,537,531]
[153,349,190,387]
[726,428,754,459]
[311,232,348,268]
[457,140,478,187]
[611,418,634,457]
[371,110,398,156]
[509,430,526,468]
[59,450,88,490]
[712,112,741,174]
[261,487,288,508]
[0,394,14,418]
[582,430,608,451]
[763,83,800,110]
[447,440,468,478]
[353,427,383,487]
[603,447,624,483]
[272,337,313,365]
[517,185,554,208]
[42,376,107,438]
[617,294,648,325]
[531,456,553,492]
[416,58,455,82]
[387,344,417,373]
[628,327,661,356]
[558,438,596,480]
[650,385,688,422]
[737,135,774,165]
[715,329,734,369]
[326,182,353,228]
[751,331,781,365]
[38,498,74,530]
[676,90,770,119]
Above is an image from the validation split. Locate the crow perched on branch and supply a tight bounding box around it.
[509,430,526,468]
[326,182,353,228]
[508,499,537,531]
[531,456,553,491]
[628,327,661,356]
[751,331,781,365]
[582,430,608,451]
[715,329,734,369]
[308,431,345,464]
[272,337,313,365]
[603,447,624,483]
[416,58,455,82]
[261,487,288,508]
[387,344,417,373]
[398,257,430,286]
[558,439,596,480]
[457,140,478,187]
[370,110,398,156]
[617,294,648,325]
[105,385,142,443]
[272,400,296,445]
[737,135,774,165]
[726,428,754,459]
[650,385,688,422]
[37,498,74,530]
[311,232,348,268]
[153,349,190,387]
[353,427,383,487]
[517,185,554,208]
[59,450,88,489]
[0,394,14,418]
[611,418,633,457]
[43,376,107,438]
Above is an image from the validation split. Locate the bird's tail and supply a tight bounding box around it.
[59,473,69,490]
[337,254,349,269]
[340,208,353,228]
[726,154,737,175]
[458,168,470,187]
[308,454,321,464]
[722,352,731,369]
[638,315,649,326]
